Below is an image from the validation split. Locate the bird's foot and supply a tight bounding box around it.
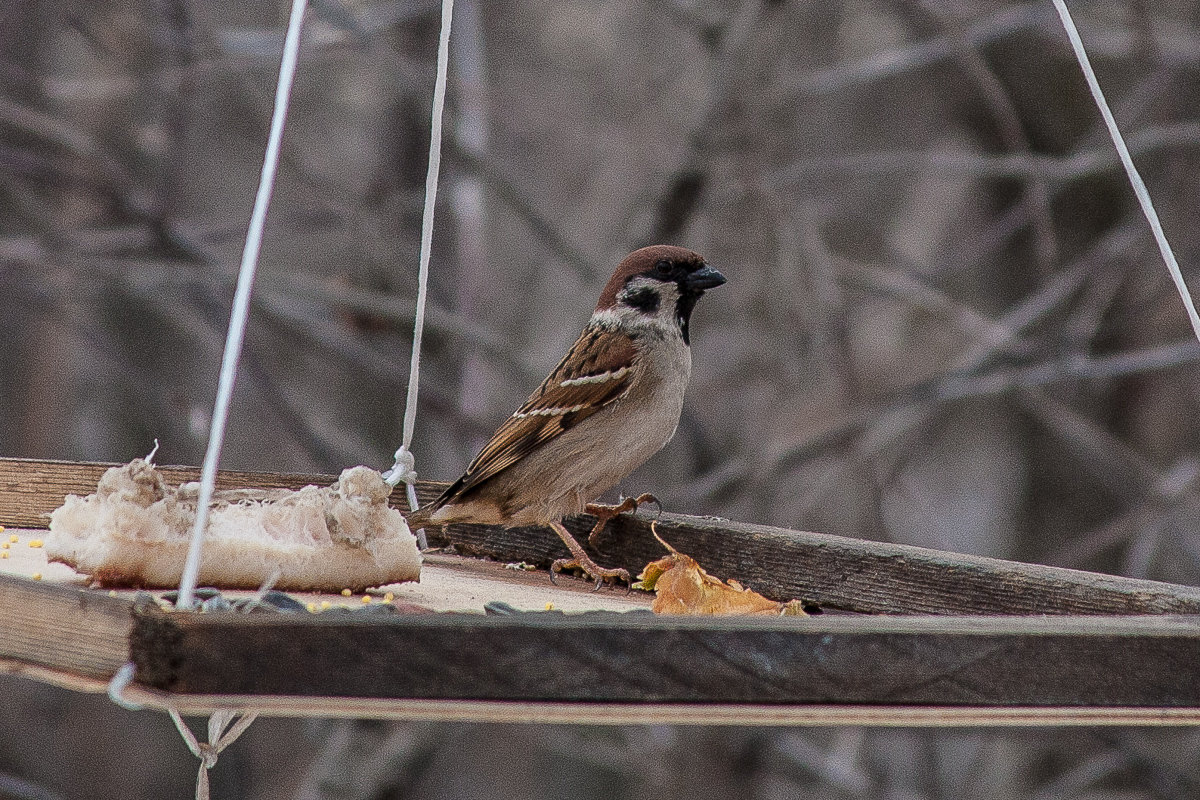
[584,493,659,547]
[548,521,631,591]
[550,557,631,591]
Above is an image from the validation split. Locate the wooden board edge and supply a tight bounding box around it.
[8,652,1200,727]
[0,572,135,680]
[133,608,1200,635]
[0,657,115,695]
[110,688,1200,727]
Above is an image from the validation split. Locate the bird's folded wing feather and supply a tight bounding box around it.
[442,326,637,501]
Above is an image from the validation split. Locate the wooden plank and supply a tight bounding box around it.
[0,456,402,529]
[0,572,131,681]
[128,610,1200,708]
[0,526,653,615]
[6,570,1200,721]
[8,456,1200,615]
[434,513,1200,616]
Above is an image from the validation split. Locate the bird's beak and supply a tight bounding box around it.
[685,264,727,291]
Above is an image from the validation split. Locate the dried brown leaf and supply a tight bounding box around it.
[635,524,806,616]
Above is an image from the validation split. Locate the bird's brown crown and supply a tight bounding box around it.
[595,245,707,311]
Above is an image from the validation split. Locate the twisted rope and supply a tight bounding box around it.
[384,0,456,552]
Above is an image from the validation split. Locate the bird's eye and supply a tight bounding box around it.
[653,259,672,276]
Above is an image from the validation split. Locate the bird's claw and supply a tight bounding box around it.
[637,493,662,519]
[550,557,630,592]
[585,492,659,521]
[584,493,661,549]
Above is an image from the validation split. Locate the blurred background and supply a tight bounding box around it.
[6,0,1200,796]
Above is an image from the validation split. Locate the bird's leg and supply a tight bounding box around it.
[584,493,659,547]
[548,521,630,590]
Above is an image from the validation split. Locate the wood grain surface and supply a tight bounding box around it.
[458,511,1200,616]
[7,456,1200,616]
[128,610,1200,707]
[4,542,1200,719]
[0,572,131,681]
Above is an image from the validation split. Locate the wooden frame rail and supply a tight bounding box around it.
[5,457,1200,726]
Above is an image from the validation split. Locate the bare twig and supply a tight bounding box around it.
[912,0,1059,270]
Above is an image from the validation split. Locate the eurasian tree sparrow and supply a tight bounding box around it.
[407,245,726,586]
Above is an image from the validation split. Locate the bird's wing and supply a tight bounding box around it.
[436,326,637,505]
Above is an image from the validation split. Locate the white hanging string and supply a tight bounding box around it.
[113,0,450,793]
[170,709,260,800]
[383,0,456,552]
[1052,0,1200,345]
[176,0,309,611]
[165,2,306,795]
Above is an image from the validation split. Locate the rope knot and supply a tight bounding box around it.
[383,445,418,487]
[197,743,220,770]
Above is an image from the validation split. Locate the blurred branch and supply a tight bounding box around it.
[1027,749,1130,800]
[701,225,1146,507]
[784,3,1200,105]
[0,772,65,800]
[214,0,440,56]
[912,0,1059,270]
[769,731,872,796]
[449,141,601,281]
[0,95,137,198]
[840,259,1027,354]
[251,284,497,436]
[276,271,534,378]
[1102,731,1200,800]
[778,122,1200,183]
[933,338,1200,403]
[635,0,767,245]
[782,3,1047,100]
[65,251,533,380]
[293,720,450,800]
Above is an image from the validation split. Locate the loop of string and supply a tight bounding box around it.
[107,662,141,711]
[170,709,260,800]
[385,0,455,552]
[383,444,421,538]
[107,665,258,799]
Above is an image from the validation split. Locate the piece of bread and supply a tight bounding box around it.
[47,460,421,591]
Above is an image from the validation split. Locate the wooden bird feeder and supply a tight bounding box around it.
[4,456,1200,726]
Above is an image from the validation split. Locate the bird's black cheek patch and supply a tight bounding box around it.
[621,287,661,314]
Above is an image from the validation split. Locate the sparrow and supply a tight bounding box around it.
[406,245,726,586]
